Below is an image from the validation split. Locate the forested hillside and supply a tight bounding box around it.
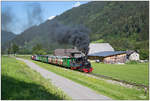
[2,20,72,54]
[2,1,149,59]
[55,1,149,59]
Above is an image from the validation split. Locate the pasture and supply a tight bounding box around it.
[31,59,149,100]
[92,62,149,86]
[1,56,70,100]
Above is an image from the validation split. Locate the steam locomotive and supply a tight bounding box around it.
[31,55,93,73]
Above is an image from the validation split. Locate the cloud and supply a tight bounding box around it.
[48,16,56,20]
[73,2,81,7]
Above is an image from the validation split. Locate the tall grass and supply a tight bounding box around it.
[1,56,70,100]
[31,59,149,100]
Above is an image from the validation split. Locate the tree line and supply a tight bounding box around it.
[6,43,47,55]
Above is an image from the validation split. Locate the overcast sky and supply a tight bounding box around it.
[2,1,89,34]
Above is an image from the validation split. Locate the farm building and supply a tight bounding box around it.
[88,43,114,55]
[54,49,82,57]
[88,51,127,64]
[126,50,140,61]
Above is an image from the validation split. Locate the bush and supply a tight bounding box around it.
[126,60,139,64]
[32,44,47,55]
[139,49,149,60]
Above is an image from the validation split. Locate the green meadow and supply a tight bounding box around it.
[1,56,70,100]
[92,62,149,86]
[31,59,149,100]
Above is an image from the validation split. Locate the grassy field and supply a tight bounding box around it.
[30,59,149,100]
[1,56,70,100]
[92,62,149,86]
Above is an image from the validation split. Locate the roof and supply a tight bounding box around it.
[126,50,138,55]
[88,43,114,55]
[55,49,79,53]
[54,49,82,57]
[88,51,126,57]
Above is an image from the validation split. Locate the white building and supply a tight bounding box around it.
[129,52,140,61]
[127,51,140,61]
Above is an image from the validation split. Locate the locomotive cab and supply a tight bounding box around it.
[83,61,91,68]
[73,56,93,72]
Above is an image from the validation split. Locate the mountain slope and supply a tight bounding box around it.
[1,30,16,45]
[3,20,73,54]
[3,1,149,59]
[55,1,149,59]
[55,1,148,41]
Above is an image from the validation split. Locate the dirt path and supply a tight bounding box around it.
[16,58,111,100]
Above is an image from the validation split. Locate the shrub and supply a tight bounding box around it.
[126,60,139,64]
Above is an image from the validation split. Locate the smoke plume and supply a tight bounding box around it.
[26,3,43,27]
[2,2,43,34]
[48,20,90,55]
[2,7,14,32]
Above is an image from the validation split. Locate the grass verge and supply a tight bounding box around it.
[31,59,149,100]
[2,56,70,100]
[92,62,149,86]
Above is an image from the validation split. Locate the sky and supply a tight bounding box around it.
[1,1,89,34]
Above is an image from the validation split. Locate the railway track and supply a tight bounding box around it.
[88,73,148,92]
[30,55,149,93]
[47,64,148,91]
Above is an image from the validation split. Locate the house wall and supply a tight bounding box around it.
[88,53,127,64]
[88,56,103,62]
[129,52,140,61]
[103,54,127,64]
